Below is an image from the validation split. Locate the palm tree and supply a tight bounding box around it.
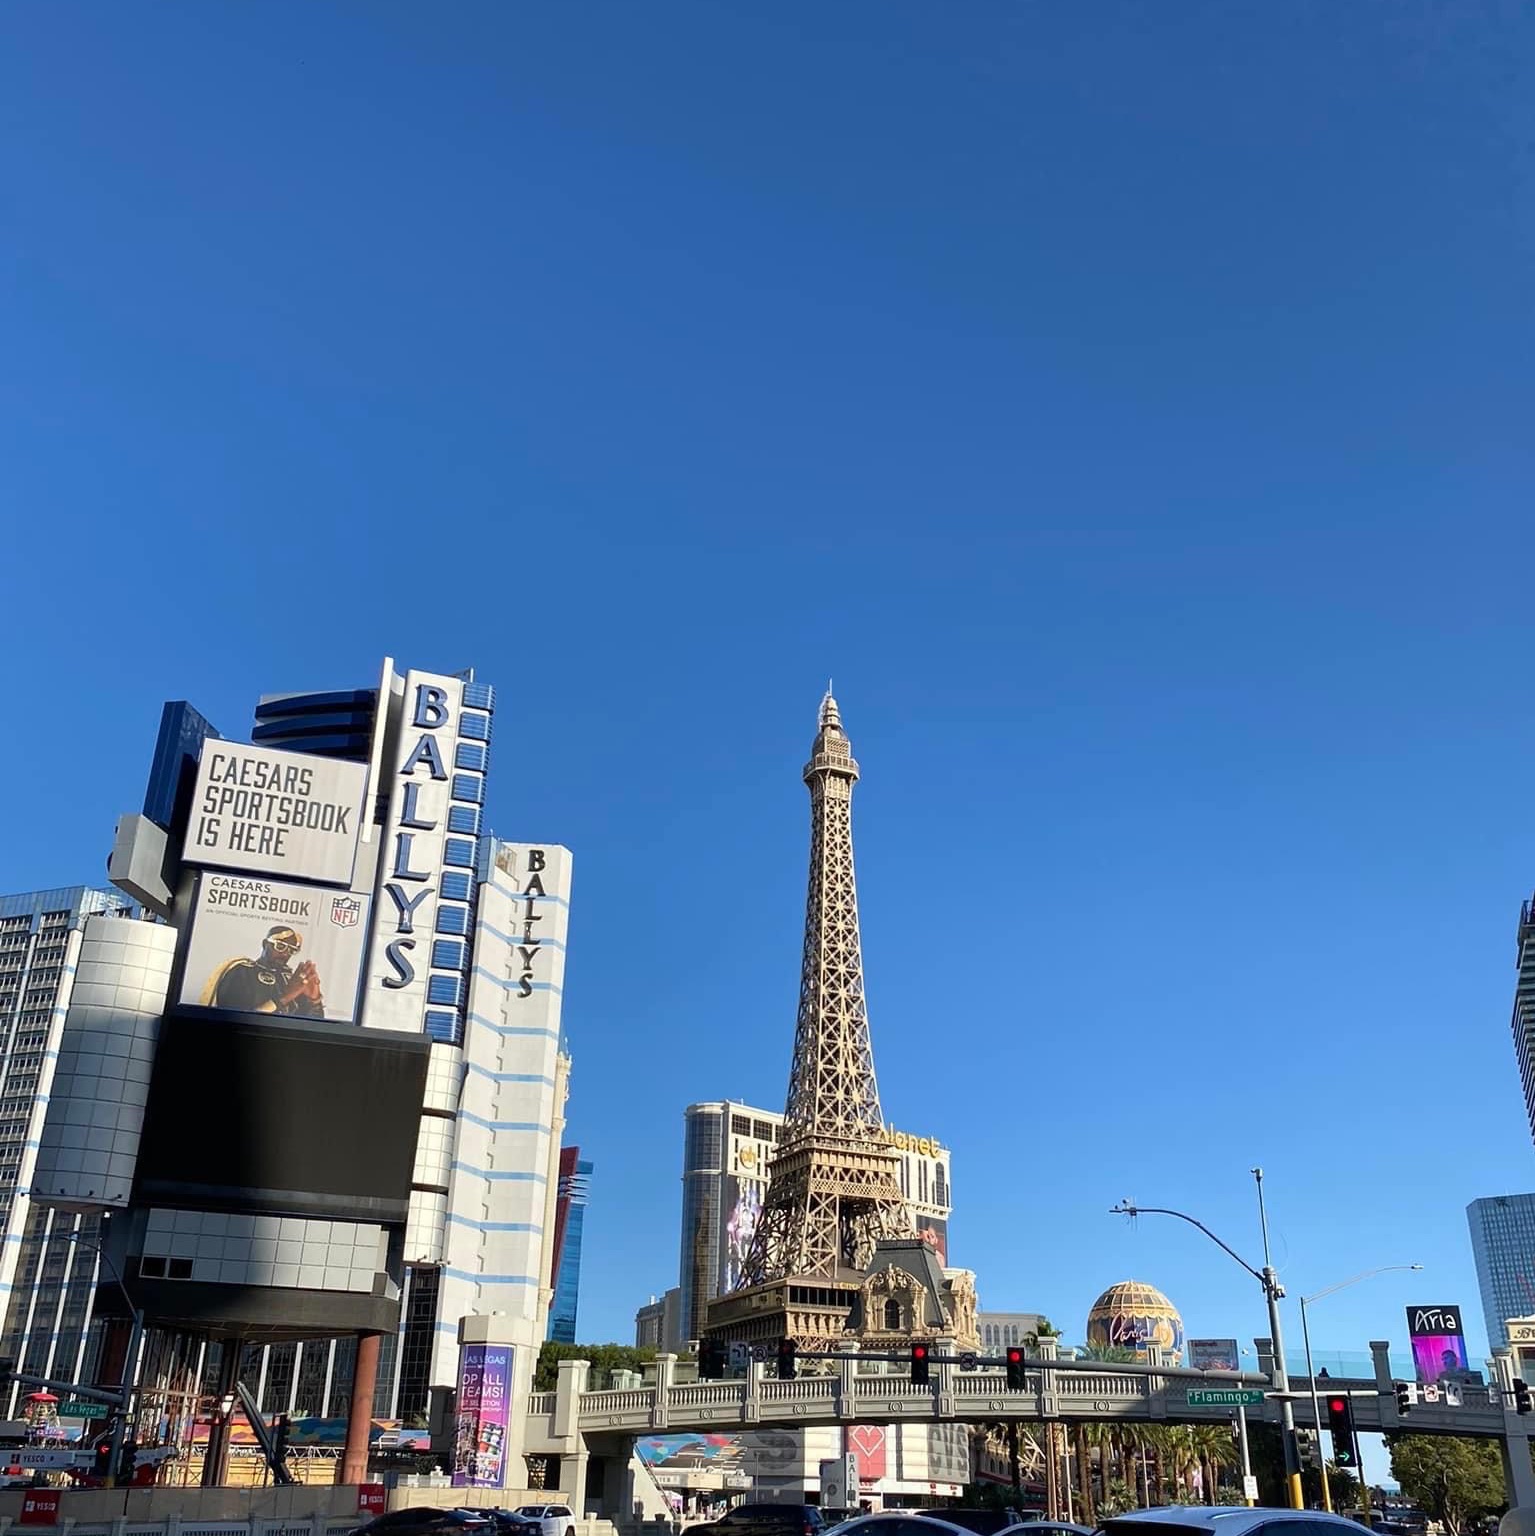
[1074,1423,1096,1525]
[1075,1342,1139,1365]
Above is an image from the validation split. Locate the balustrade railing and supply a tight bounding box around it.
[760,1377,835,1401]
[580,1388,654,1413]
[668,1383,747,1406]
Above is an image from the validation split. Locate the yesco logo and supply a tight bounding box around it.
[381,682,455,992]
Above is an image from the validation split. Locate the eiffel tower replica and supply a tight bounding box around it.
[704,691,916,1356]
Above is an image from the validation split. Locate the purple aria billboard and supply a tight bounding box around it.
[1406,1304,1470,1384]
[452,1344,513,1487]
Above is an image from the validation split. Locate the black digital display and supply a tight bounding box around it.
[135,1014,429,1223]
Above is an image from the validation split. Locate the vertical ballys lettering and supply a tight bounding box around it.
[373,680,458,1016]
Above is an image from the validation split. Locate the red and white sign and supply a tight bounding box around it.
[20,1489,62,1525]
[358,1483,387,1516]
[846,1425,887,1483]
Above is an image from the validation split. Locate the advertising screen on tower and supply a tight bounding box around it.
[1407,1304,1471,1382]
[1188,1339,1241,1373]
[182,740,366,886]
[722,1176,762,1293]
[915,1215,949,1265]
[178,874,371,1024]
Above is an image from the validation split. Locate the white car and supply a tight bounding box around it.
[516,1505,576,1536]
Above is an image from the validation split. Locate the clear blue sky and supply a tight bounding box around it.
[4,0,1534,1401]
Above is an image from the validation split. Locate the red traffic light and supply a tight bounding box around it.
[912,1344,928,1359]
[1329,1398,1346,1414]
[1007,1347,1022,1362]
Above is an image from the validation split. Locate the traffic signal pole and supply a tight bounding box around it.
[1109,1176,1304,1511]
[1299,1293,1332,1512]
[1254,1172,1305,1512]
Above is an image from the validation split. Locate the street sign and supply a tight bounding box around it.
[958,1352,978,1371]
[1242,1476,1260,1502]
[58,1399,102,1419]
[1188,1388,1265,1407]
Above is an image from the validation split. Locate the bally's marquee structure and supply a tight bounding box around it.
[31,659,571,1488]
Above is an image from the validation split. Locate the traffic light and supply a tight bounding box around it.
[699,1340,727,1380]
[272,1414,291,1463]
[92,1439,113,1481]
[1297,1430,1321,1471]
[910,1342,930,1387]
[1326,1396,1359,1467]
[776,1338,797,1381]
[1394,1381,1417,1415]
[117,1436,138,1483]
[1005,1345,1026,1391]
[1514,1377,1532,1415]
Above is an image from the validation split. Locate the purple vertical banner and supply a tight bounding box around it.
[452,1344,514,1488]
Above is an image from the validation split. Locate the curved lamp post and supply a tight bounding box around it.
[1301,1263,1422,1514]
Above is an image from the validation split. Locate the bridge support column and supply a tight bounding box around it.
[837,1342,859,1420]
[743,1356,762,1424]
[1370,1341,1393,1392]
[651,1354,675,1430]
[1502,1423,1535,1510]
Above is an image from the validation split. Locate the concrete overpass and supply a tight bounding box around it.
[525,1341,1535,1516]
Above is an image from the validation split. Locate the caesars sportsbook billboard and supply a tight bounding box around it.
[179,874,371,1024]
[182,740,367,887]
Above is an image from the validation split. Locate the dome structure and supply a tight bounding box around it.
[1086,1279,1185,1363]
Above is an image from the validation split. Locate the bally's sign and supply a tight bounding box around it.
[362,671,467,1032]
[183,740,366,887]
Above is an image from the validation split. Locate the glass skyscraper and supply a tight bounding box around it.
[1468,1193,1535,1353]
[546,1151,591,1344]
[0,885,136,1409]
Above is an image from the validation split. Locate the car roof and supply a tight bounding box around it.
[1102,1511,1364,1533]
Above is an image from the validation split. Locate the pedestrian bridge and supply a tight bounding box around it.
[523,1340,1509,1448]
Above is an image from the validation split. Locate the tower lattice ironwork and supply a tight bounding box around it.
[737,691,912,1286]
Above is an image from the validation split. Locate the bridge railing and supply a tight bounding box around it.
[760,1378,835,1402]
[667,1383,747,1407]
[580,1389,654,1414]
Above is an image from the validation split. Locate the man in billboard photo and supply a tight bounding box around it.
[198,924,324,1017]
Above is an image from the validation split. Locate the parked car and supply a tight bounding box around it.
[824,1516,1004,1536]
[704,1503,828,1536]
[515,1504,578,1536]
[357,1510,498,1536]
[917,1514,1031,1536]
[469,1511,543,1536]
[1094,1508,1367,1536]
[908,1514,1090,1536]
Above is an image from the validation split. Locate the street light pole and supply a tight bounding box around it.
[1110,1174,1304,1511]
[69,1232,143,1489]
[1253,1169,1304,1512]
[1300,1264,1423,1517]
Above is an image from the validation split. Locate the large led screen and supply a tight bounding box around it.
[135,1015,429,1223]
[1407,1304,1471,1383]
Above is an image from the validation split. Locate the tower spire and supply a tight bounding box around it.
[736,693,911,1286]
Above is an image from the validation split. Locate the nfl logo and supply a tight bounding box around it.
[329,896,361,929]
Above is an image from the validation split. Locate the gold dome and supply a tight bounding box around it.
[1086,1279,1184,1362]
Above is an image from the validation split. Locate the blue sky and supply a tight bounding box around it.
[4,0,1535,1422]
